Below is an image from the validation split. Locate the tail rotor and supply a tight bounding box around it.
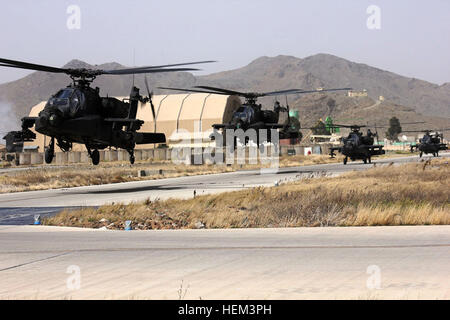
[144,75,156,123]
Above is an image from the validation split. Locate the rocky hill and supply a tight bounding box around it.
[199,54,450,118]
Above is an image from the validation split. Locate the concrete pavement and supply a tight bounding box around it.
[0,225,448,299]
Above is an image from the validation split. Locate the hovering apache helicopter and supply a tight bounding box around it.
[158,85,351,145]
[405,129,449,157]
[1,57,213,164]
[329,124,384,164]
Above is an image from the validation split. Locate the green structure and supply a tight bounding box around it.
[325,116,339,133]
[289,110,299,119]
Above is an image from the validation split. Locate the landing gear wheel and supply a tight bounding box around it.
[91,149,100,165]
[128,149,135,165]
[44,148,54,164]
[343,157,348,165]
[44,137,55,164]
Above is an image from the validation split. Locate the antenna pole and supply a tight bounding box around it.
[132,48,136,87]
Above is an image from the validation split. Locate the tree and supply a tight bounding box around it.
[325,116,339,134]
[326,98,336,114]
[385,117,402,141]
[312,120,330,135]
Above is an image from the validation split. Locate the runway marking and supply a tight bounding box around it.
[0,252,70,272]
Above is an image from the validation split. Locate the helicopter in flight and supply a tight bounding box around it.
[1,57,213,164]
[158,85,351,145]
[405,129,449,157]
[329,124,384,164]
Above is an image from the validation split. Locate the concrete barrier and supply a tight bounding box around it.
[146,149,154,160]
[11,144,329,166]
[69,151,81,163]
[138,169,163,177]
[104,150,117,162]
[140,150,149,161]
[134,150,142,161]
[30,153,43,165]
[320,144,332,155]
[19,153,31,165]
[312,145,322,155]
[56,152,68,164]
[154,149,167,161]
[81,152,90,163]
[117,150,128,161]
[280,145,289,156]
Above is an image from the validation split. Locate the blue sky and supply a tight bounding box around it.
[0,0,449,84]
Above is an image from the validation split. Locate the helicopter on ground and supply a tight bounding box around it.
[1,57,213,164]
[158,85,351,145]
[405,129,449,157]
[329,124,384,164]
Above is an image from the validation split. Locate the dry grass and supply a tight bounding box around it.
[44,158,450,229]
[0,154,342,193]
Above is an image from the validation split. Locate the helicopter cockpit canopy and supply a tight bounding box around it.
[345,132,361,146]
[233,105,255,124]
[46,88,86,118]
[421,134,431,144]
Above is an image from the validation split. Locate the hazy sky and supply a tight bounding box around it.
[0,0,449,84]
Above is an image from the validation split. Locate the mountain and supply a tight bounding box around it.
[199,54,450,118]
[0,54,449,134]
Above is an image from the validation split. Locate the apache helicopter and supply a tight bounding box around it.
[1,57,213,164]
[405,129,449,157]
[329,124,384,164]
[158,85,350,145]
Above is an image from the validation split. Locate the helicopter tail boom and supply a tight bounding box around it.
[135,132,166,145]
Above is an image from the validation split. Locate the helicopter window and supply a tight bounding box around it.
[56,89,74,99]
[68,90,85,117]
[233,106,254,124]
[422,135,431,143]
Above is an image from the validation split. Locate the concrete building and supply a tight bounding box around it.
[347,89,368,97]
[24,93,241,152]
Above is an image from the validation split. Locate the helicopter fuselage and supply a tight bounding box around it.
[211,101,299,145]
[330,130,385,164]
[33,85,136,150]
[412,134,447,156]
[14,84,165,164]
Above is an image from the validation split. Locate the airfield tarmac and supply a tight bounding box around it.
[0,225,448,299]
[0,153,448,299]
[1,153,447,224]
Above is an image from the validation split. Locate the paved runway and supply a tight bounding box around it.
[0,154,443,224]
[0,225,448,299]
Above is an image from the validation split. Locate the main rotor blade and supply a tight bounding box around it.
[329,124,367,128]
[158,86,230,95]
[263,87,352,97]
[0,57,213,77]
[262,89,306,96]
[0,57,67,74]
[194,86,248,97]
[103,67,200,75]
[401,128,450,133]
[400,121,426,125]
[108,60,216,74]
